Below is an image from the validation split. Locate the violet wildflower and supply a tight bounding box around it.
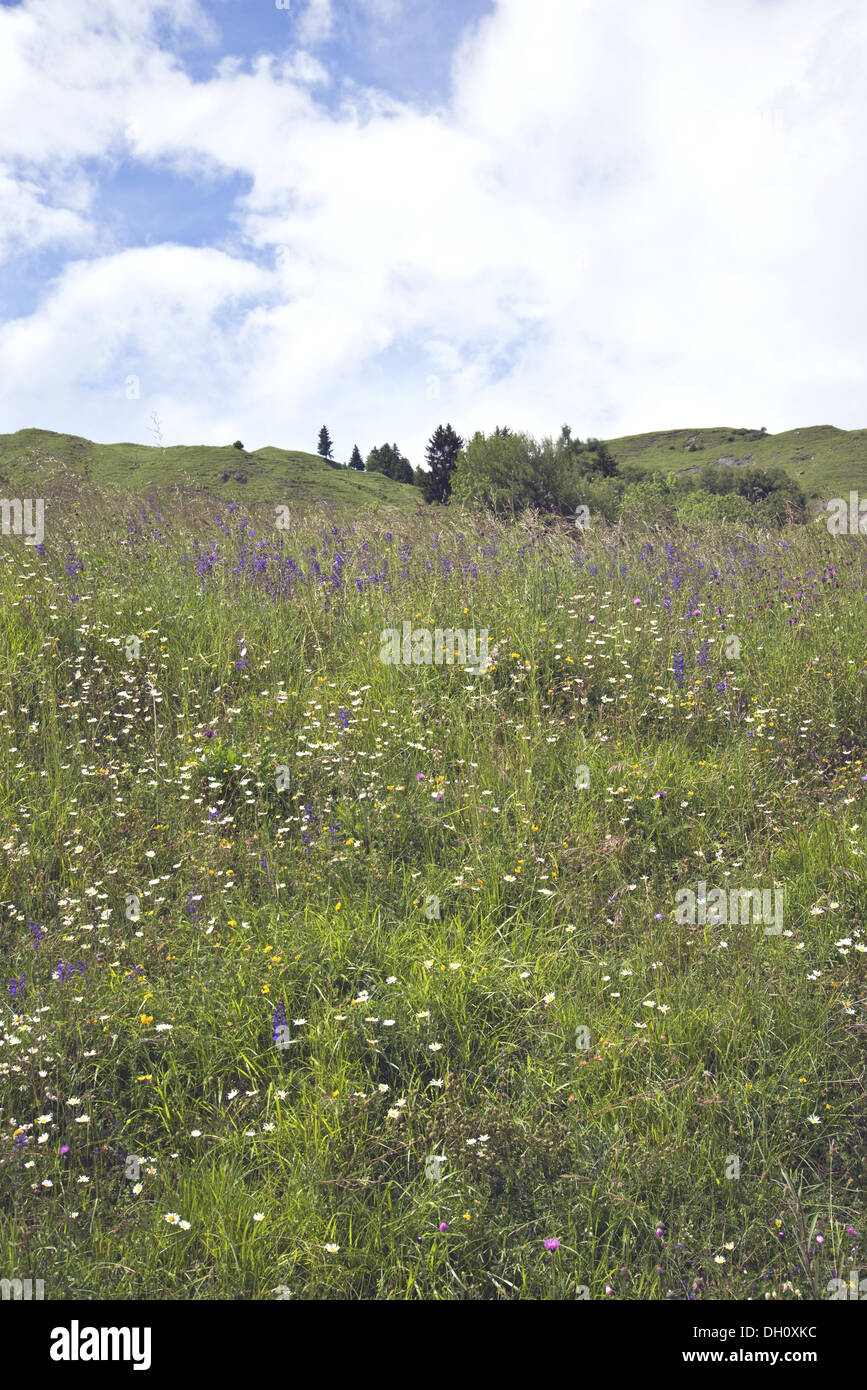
[272,998,288,1046]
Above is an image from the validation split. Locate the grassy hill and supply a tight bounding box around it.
[606,424,867,500]
[2,422,866,515]
[0,428,424,515]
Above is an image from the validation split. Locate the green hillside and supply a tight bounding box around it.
[0,428,423,515]
[605,424,867,500]
[2,422,866,513]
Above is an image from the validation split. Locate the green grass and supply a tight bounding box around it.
[0,428,423,515]
[607,423,867,502]
[0,495,864,1300]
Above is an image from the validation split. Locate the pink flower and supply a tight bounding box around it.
[543,1237,560,1252]
[439,1223,449,1232]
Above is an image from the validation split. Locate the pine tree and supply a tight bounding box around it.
[349,444,364,471]
[588,441,617,477]
[317,426,334,460]
[422,423,464,504]
[366,442,412,481]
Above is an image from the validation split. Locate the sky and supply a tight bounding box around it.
[1,0,865,465]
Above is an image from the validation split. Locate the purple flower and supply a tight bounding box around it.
[271,998,288,1046]
[439,1223,449,1232]
[234,633,250,671]
[543,1237,560,1252]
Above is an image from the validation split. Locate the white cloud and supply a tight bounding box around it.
[1,0,866,461]
[0,166,93,262]
[298,0,334,48]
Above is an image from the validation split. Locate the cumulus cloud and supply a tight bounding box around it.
[0,166,93,262]
[0,0,865,459]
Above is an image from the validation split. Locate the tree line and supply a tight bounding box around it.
[316,423,464,504]
[312,423,807,525]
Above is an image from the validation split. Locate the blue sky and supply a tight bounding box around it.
[166,0,493,106]
[1,0,865,463]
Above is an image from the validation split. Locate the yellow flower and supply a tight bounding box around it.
[140,1015,153,1025]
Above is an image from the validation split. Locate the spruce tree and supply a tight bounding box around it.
[317,426,334,460]
[349,444,364,471]
[366,442,411,480]
[422,423,464,504]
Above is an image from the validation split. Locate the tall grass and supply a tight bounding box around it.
[0,496,864,1299]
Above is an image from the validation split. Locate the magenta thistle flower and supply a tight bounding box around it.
[543,1237,560,1252]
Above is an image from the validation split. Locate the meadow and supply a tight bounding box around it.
[0,494,864,1300]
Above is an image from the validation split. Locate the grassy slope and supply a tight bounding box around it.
[606,424,867,500]
[0,429,423,515]
[3,423,867,513]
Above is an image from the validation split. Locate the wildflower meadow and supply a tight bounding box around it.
[0,493,864,1302]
